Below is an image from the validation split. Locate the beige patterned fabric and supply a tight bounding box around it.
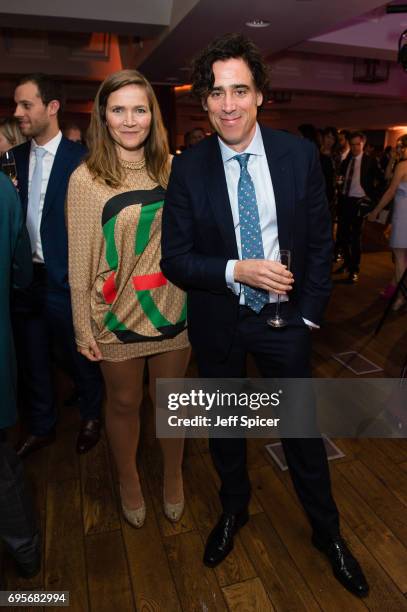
[66,158,189,361]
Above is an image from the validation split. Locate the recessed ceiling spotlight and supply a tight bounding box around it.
[245,19,270,28]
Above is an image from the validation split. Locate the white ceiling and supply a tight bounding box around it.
[139,0,388,80]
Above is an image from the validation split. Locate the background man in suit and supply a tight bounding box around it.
[10,73,102,457]
[333,129,351,263]
[161,34,368,597]
[335,131,383,283]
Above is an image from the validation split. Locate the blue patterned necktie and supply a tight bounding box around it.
[234,153,269,313]
[26,146,46,252]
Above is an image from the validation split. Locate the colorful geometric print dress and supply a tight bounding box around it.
[67,158,188,361]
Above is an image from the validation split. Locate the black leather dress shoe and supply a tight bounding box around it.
[64,390,81,407]
[14,533,41,579]
[333,264,348,275]
[345,273,359,284]
[15,433,55,459]
[76,419,101,454]
[17,554,41,579]
[203,510,249,567]
[312,535,369,597]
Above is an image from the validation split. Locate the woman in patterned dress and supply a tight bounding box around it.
[67,70,190,527]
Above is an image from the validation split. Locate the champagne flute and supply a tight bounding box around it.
[267,249,291,328]
[1,150,17,182]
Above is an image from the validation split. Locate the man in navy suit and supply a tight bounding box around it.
[161,34,368,597]
[10,74,102,457]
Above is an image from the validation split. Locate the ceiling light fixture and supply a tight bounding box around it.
[245,19,270,28]
[353,59,389,83]
[387,4,407,13]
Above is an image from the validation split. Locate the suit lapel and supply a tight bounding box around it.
[261,126,294,252]
[205,136,239,258]
[15,142,30,217]
[42,137,70,222]
[360,154,369,182]
[341,153,351,175]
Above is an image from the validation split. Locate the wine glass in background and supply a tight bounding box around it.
[267,249,291,328]
[1,150,17,182]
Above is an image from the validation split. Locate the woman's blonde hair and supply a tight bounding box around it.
[0,117,26,148]
[86,69,170,188]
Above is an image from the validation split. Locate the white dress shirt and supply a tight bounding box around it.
[347,152,366,199]
[221,124,283,304]
[220,124,316,327]
[28,130,62,263]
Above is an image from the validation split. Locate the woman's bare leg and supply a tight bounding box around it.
[101,357,146,509]
[392,248,407,308]
[393,248,407,283]
[148,347,191,504]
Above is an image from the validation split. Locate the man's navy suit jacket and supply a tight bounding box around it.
[11,136,86,293]
[161,125,333,359]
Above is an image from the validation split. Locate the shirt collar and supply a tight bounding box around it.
[31,130,62,156]
[218,123,264,164]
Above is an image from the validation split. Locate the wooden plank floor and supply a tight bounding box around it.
[3,250,407,611]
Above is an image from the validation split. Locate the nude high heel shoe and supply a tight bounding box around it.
[120,485,146,528]
[163,484,185,523]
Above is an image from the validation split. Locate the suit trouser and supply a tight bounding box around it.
[195,302,340,541]
[334,196,347,257]
[0,432,36,541]
[340,196,364,274]
[12,264,103,436]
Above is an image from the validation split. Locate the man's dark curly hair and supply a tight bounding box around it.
[191,33,269,100]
